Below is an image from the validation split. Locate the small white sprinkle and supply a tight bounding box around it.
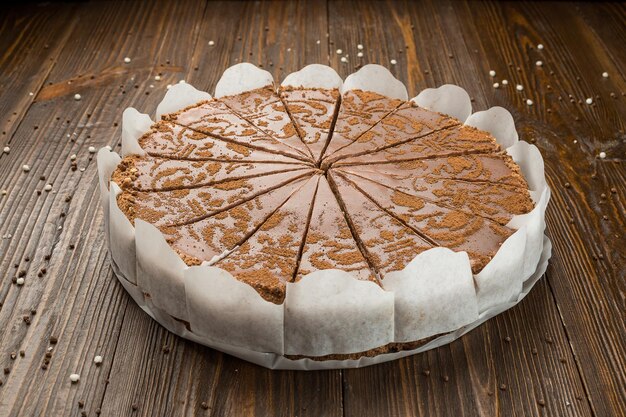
[154,75,161,81]
[516,84,524,91]
[602,72,609,78]
[57,225,62,231]
[44,184,52,192]
[502,79,509,85]
[536,60,543,67]
[336,49,343,54]
[573,140,577,144]
[316,40,321,45]
[390,59,397,65]
[79,167,85,172]
[489,70,496,77]
[29,92,34,96]
[123,57,131,63]
[493,82,500,89]
[3,146,9,154]
[74,94,81,101]
[22,165,30,172]
[526,99,533,106]
[208,40,215,46]
[69,374,80,383]
[537,43,544,50]
[94,355,103,364]
[585,97,593,105]
[599,151,606,159]
[178,79,186,84]
[340,57,348,63]
[105,146,112,151]
[149,84,154,89]
[16,277,25,286]
[88,146,96,153]
[357,52,363,58]
[287,48,291,52]
[70,154,77,161]
[166,84,172,90]
[66,134,71,138]
[357,44,364,50]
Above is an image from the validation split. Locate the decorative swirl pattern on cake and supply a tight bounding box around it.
[111,83,534,305]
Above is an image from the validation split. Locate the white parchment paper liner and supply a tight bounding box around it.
[96,63,551,369]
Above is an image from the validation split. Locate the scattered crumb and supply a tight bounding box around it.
[178,79,185,84]
[70,154,77,161]
[16,277,25,286]
[336,49,342,54]
[599,151,606,159]
[502,79,508,85]
[340,57,348,63]
[602,72,609,78]
[526,99,533,106]
[44,184,52,192]
[70,373,80,383]
[489,70,496,77]
[357,52,363,58]
[357,44,363,50]
[208,40,215,46]
[22,165,30,173]
[94,355,103,365]
[493,82,500,89]
[516,84,524,91]
[88,146,96,153]
[124,57,131,63]
[537,43,544,50]
[2,146,9,154]
[585,97,593,104]
[535,60,543,67]
[390,59,397,65]
[154,75,161,81]
[316,40,320,45]
[74,94,81,101]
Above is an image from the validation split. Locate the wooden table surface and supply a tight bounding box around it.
[0,1,624,416]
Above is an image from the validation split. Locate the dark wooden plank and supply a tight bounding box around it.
[0,1,209,415]
[0,3,78,145]
[97,1,343,417]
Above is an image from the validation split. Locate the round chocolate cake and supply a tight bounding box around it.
[99,64,550,368]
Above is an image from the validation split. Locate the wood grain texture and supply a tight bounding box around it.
[0,1,623,416]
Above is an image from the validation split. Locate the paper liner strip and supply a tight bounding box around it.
[97,63,552,366]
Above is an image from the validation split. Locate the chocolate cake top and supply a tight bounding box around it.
[112,87,534,304]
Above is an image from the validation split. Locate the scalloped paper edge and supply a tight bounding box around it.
[97,63,551,367]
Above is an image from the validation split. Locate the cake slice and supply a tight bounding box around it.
[214,175,320,303]
[295,176,375,282]
[117,168,315,227]
[338,153,529,188]
[112,155,308,191]
[338,167,534,225]
[162,175,314,268]
[334,125,501,166]
[338,171,513,272]
[138,121,302,163]
[323,102,459,166]
[327,171,434,277]
[163,99,309,161]
[322,89,403,159]
[279,87,340,162]
[220,86,314,160]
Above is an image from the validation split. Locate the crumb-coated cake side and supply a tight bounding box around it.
[110,83,535,309]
